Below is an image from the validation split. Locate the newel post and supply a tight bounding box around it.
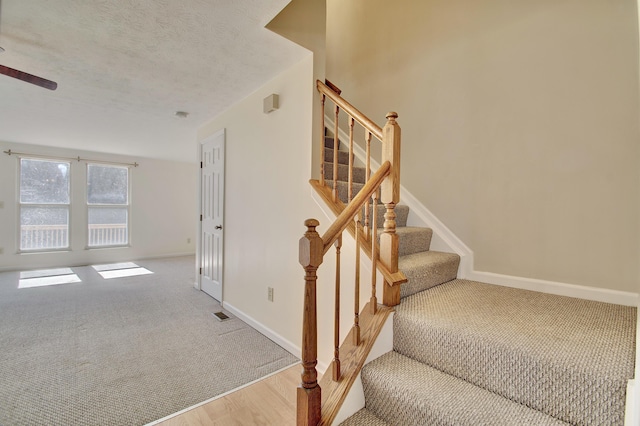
[297,219,323,426]
[380,112,401,306]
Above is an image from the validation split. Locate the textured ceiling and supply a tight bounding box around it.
[0,0,308,162]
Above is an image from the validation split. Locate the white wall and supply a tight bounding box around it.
[198,54,360,367]
[0,141,198,271]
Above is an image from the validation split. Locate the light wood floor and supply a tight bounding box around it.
[155,364,300,426]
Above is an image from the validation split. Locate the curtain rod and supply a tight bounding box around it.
[3,149,139,167]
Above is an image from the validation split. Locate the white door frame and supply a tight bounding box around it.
[196,128,225,302]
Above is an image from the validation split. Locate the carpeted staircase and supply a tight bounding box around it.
[321,137,637,426]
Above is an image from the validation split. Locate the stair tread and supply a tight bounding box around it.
[398,251,460,298]
[361,351,571,426]
[394,279,636,425]
[340,408,390,426]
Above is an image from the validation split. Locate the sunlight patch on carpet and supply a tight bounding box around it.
[98,267,153,279]
[19,272,81,289]
[92,262,153,279]
[20,268,74,279]
[92,262,140,272]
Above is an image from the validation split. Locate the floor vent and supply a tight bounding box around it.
[212,311,230,321]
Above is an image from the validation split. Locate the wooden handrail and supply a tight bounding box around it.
[309,180,407,288]
[321,161,390,254]
[317,80,383,141]
[325,79,342,95]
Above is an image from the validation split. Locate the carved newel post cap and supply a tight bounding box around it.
[304,219,320,229]
[386,111,398,120]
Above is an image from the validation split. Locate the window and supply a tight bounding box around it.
[87,164,129,247]
[19,158,71,251]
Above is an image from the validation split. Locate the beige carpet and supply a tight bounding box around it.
[394,279,636,425]
[341,280,636,426]
[0,256,298,426]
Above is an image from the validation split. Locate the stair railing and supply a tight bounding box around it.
[297,81,406,426]
[316,79,405,305]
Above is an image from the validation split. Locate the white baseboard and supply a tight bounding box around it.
[137,251,196,260]
[222,301,302,361]
[397,183,473,273]
[631,307,640,426]
[626,380,639,426]
[468,270,639,307]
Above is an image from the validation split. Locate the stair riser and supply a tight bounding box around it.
[324,148,350,165]
[359,352,570,426]
[324,136,340,150]
[377,227,432,257]
[363,204,410,229]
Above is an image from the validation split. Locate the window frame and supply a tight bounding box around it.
[17,157,72,253]
[85,163,131,249]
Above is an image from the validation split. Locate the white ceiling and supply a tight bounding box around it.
[0,0,308,163]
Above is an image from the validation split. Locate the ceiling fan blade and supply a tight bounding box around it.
[0,64,57,90]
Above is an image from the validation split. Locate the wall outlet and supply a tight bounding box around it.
[0,201,4,208]
[0,247,4,255]
[267,287,274,302]
[187,238,191,244]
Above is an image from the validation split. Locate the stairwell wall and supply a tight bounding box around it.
[326,0,640,293]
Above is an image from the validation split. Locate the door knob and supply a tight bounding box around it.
[215,225,223,230]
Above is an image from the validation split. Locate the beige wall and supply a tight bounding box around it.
[327,0,640,292]
[0,142,198,271]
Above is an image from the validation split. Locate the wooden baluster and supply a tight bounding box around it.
[363,131,372,240]
[333,234,342,381]
[380,112,402,307]
[297,219,323,426]
[348,117,354,202]
[353,215,361,346]
[320,94,326,186]
[332,105,340,203]
[370,190,378,315]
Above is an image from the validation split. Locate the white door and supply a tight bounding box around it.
[200,130,225,301]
